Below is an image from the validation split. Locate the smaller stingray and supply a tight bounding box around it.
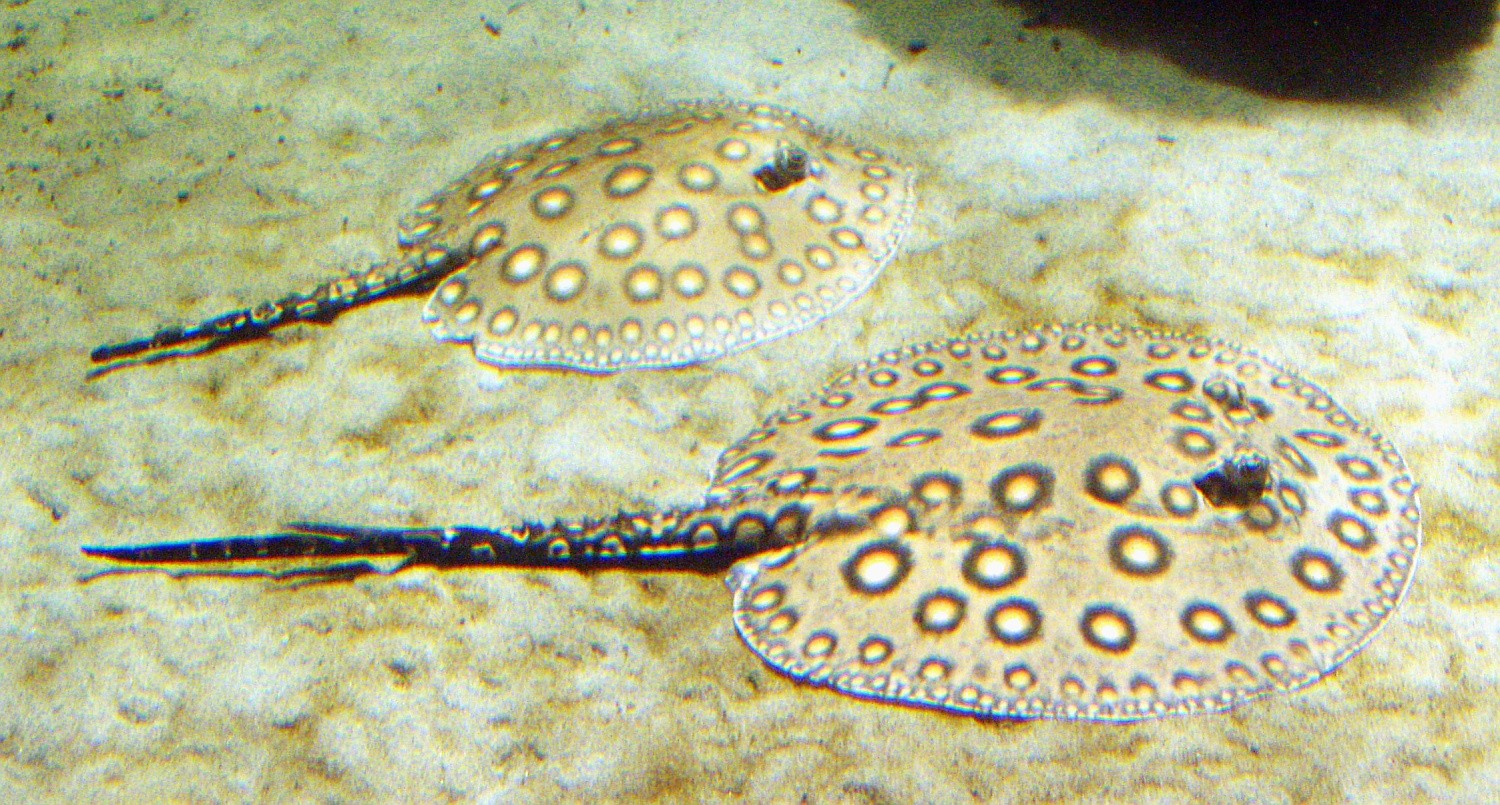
[89,101,917,377]
[85,324,1421,722]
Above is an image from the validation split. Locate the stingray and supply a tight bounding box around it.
[89,101,917,376]
[85,323,1421,721]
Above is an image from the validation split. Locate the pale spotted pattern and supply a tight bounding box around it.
[718,323,1420,721]
[87,323,1422,722]
[408,100,917,371]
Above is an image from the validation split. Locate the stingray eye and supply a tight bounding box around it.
[754,144,811,193]
[1193,450,1273,508]
[1232,453,1270,487]
[778,144,807,175]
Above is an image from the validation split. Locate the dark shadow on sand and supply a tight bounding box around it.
[848,0,1496,110]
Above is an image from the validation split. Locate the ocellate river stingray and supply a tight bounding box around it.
[87,323,1421,721]
[88,101,916,377]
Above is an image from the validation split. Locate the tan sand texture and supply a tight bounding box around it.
[1,0,1496,800]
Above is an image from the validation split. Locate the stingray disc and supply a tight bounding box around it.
[404,100,917,371]
[720,323,1421,721]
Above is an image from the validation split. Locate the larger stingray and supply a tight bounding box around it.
[86,323,1422,721]
[89,101,917,376]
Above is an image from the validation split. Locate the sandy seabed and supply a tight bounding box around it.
[1,0,1497,801]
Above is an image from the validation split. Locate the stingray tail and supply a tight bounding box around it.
[87,246,466,378]
[82,499,813,577]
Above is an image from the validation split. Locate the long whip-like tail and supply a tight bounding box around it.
[82,499,814,580]
[87,247,465,378]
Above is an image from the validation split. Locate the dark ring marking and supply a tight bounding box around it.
[1074,383,1125,405]
[969,408,1042,440]
[1278,482,1307,516]
[817,446,868,460]
[812,416,879,442]
[1328,511,1377,552]
[916,381,970,402]
[771,503,810,543]
[1180,602,1234,644]
[1085,454,1141,505]
[987,598,1042,646]
[1290,548,1345,593]
[1275,437,1317,478]
[1350,488,1389,516]
[912,359,944,377]
[718,451,773,484]
[1160,482,1200,517]
[987,366,1038,385]
[914,589,968,634]
[887,429,942,448]
[1070,355,1119,377]
[1025,377,1088,394]
[1107,526,1172,577]
[1174,427,1218,458]
[1143,369,1195,393]
[858,636,894,665]
[960,541,1026,590]
[841,539,914,595]
[912,472,963,507]
[745,583,785,612]
[870,396,921,416]
[990,463,1055,514]
[1295,429,1346,449]
[1170,399,1214,423]
[729,512,771,545]
[1244,591,1297,628]
[1337,455,1381,481]
[1241,501,1280,533]
[1080,604,1137,653]
[803,631,838,658]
